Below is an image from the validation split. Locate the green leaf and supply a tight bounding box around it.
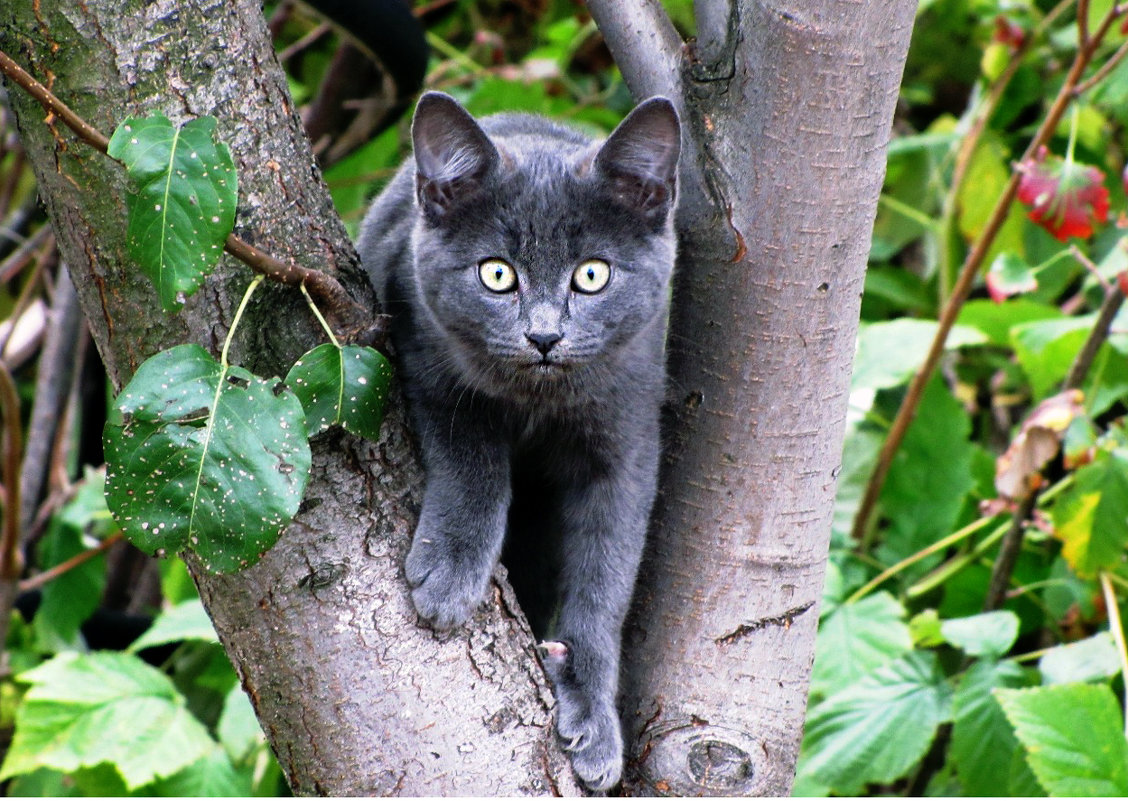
[217,684,264,764]
[852,319,986,393]
[997,683,1128,796]
[286,343,393,440]
[811,592,913,700]
[951,659,1034,796]
[1012,314,1096,400]
[34,468,115,652]
[107,114,237,311]
[1039,632,1122,684]
[1051,448,1128,577]
[127,599,217,654]
[941,610,1020,657]
[103,344,311,574]
[0,652,214,789]
[957,298,1062,346]
[879,375,975,562]
[801,651,952,793]
[149,746,253,797]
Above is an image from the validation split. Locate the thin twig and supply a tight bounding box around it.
[0,50,110,153]
[18,532,123,594]
[1099,571,1128,736]
[1075,38,1128,95]
[1064,283,1126,390]
[850,10,1110,546]
[983,491,1038,610]
[0,48,371,339]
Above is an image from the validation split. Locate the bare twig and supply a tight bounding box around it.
[0,47,372,339]
[18,532,123,594]
[0,360,23,655]
[983,491,1038,610]
[19,267,82,536]
[850,7,1115,546]
[1064,283,1126,390]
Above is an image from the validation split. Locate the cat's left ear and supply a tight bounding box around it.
[594,97,680,219]
[412,91,499,219]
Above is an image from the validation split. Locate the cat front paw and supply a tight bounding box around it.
[404,534,491,629]
[540,641,624,792]
[558,696,623,792]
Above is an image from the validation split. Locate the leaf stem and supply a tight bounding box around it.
[1099,571,1128,736]
[300,283,341,349]
[845,513,999,604]
[221,274,265,368]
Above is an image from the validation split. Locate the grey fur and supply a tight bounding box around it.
[357,92,679,791]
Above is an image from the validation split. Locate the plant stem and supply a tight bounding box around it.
[845,513,999,604]
[983,491,1039,610]
[0,361,22,658]
[221,274,265,368]
[19,532,123,593]
[1099,571,1128,736]
[300,283,341,348]
[1063,282,1125,390]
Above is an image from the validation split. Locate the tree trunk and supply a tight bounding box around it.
[587,0,916,795]
[0,0,580,795]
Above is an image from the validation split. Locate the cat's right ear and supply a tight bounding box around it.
[412,92,499,220]
[594,97,680,221]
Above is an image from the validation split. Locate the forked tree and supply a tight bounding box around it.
[0,0,914,794]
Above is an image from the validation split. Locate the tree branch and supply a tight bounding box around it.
[0,48,376,343]
[584,0,684,103]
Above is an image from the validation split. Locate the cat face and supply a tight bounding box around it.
[409,93,680,400]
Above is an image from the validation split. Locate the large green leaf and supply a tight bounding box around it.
[1039,632,1122,684]
[852,319,986,393]
[997,683,1128,796]
[217,684,265,764]
[1011,314,1096,400]
[956,298,1062,347]
[127,599,218,654]
[107,114,237,311]
[0,652,215,789]
[811,592,912,699]
[801,651,952,793]
[149,746,253,797]
[951,659,1035,796]
[103,344,311,573]
[1051,448,1128,577]
[879,375,976,562]
[286,342,392,440]
[941,610,1020,657]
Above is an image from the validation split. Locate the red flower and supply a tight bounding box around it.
[1016,147,1110,241]
[993,15,1026,49]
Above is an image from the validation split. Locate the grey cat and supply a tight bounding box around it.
[357,91,679,791]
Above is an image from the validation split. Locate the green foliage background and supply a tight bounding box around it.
[2,0,1128,796]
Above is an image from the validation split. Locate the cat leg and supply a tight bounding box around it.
[544,459,654,791]
[405,414,511,630]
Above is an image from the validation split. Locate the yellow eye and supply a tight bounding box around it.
[478,258,517,293]
[572,259,611,294]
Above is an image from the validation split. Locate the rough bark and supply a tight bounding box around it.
[588,0,916,795]
[0,0,580,795]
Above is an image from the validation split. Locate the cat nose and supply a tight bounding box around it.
[526,331,562,355]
